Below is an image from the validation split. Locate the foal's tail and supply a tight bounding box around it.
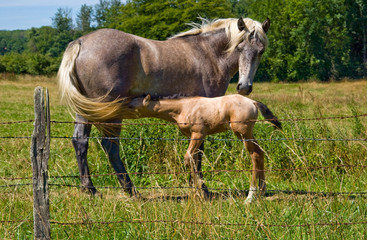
[58,40,130,125]
[254,101,282,129]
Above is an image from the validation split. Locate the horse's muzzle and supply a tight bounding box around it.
[237,83,252,95]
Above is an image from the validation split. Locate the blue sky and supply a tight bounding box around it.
[0,0,104,30]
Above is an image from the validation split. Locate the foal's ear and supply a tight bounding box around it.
[262,18,270,33]
[143,94,151,106]
[237,17,247,32]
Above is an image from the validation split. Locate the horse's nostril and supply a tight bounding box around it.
[236,83,241,91]
[248,85,253,93]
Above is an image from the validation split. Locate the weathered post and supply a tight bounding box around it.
[31,87,51,240]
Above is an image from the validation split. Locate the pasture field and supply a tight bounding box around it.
[1,75,367,239]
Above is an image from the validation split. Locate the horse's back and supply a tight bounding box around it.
[73,29,140,99]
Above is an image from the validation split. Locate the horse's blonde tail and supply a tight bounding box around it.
[253,101,282,129]
[58,40,132,128]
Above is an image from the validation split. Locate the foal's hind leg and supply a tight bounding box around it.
[72,114,98,195]
[244,138,265,203]
[235,125,265,203]
[99,120,138,197]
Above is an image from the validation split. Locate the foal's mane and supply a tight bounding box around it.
[170,18,268,53]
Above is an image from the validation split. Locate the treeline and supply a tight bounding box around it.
[0,0,366,81]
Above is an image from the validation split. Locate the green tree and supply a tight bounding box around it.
[239,0,350,81]
[48,32,74,57]
[0,52,27,74]
[230,0,253,17]
[94,0,122,28]
[0,30,28,55]
[345,0,367,78]
[27,26,58,54]
[110,0,233,40]
[77,4,94,33]
[52,7,73,32]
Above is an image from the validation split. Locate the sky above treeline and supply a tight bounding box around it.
[0,0,105,30]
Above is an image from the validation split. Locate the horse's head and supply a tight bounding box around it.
[235,18,270,95]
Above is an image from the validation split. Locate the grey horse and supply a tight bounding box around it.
[58,17,270,196]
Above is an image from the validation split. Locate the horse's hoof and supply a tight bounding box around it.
[126,186,142,199]
[132,191,142,199]
[93,191,103,199]
[82,186,98,195]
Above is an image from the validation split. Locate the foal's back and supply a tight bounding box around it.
[176,95,258,135]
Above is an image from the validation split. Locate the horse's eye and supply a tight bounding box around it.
[259,48,265,55]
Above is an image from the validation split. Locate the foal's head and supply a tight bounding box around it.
[129,95,152,109]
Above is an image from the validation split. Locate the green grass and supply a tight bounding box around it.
[1,75,367,239]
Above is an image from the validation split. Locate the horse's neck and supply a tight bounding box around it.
[199,29,240,77]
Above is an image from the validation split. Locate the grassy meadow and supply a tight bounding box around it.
[1,75,367,239]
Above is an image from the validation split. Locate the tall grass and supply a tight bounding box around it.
[1,75,367,239]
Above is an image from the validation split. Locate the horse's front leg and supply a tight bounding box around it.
[100,121,138,197]
[244,138,265,203]
[184,133,209,197]
[72,114,98,195]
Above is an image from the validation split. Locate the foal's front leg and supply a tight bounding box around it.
[184,133,209,197]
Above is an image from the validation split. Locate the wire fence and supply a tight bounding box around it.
[1,111,367,234]
[0,112,367,126]
[1,113,367,142]
[1,163,367,197]
[1,163,367,181]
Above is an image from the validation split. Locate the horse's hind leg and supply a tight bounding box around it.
[72,114,98,195]
[100,121,137,197]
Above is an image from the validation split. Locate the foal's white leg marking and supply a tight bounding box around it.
[245,185,258,204]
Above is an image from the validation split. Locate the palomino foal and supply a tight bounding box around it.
[129,94,281,202]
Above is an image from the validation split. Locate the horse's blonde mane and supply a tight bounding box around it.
[171,18,268,53]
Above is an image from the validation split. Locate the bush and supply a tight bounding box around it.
[0,52,60,75]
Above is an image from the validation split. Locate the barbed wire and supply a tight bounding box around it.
[2,182,365,199]
[30,136,367,142]
[0,136,32,139]
[0,120,33,125]
[49,164,367,178]
[0,183,32,188]
[46,183,367,198]
[50,113,367,126]
[46,219,367,229]
[1,164,366,181]
[0,112,365,126]
[1,218,366,229]
[1,108,367,233]
[1,135,367,142]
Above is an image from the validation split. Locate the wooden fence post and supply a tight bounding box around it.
[31,87,51,240]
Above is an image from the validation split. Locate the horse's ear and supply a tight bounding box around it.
[237,17,247,32]
[143,94,151,107]
[262,18,270,33]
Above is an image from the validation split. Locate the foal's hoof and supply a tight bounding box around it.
[244,196,256,204]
